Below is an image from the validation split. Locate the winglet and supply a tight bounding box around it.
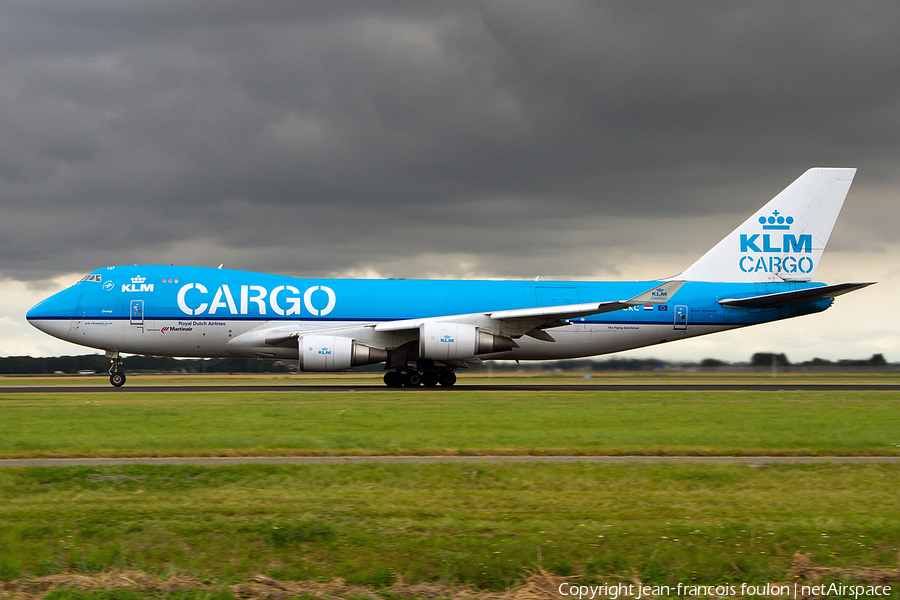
[625,280,685,306]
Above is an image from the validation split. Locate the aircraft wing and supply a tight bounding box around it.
[229,281,685,358]
[373,280,684,339]
[718,281,875,309]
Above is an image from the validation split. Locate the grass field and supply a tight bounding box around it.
[1,388,899,458]
[1,376,899,598]
[1,462,899,591]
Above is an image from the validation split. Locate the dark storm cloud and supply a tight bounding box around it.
[1,1,898,282]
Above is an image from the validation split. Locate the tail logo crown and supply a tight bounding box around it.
[759,211,794,230]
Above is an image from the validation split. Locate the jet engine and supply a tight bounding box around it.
[298,335,388,372]
[419,322,516,361]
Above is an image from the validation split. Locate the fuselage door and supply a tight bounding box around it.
[130,299,145,325]
[674,305,688,330]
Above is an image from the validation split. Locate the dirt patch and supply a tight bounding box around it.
[789,553,900,587]
[232,570,573,600]
[0,570,209,600]
[0,570,575,600]
[2,556,900,600]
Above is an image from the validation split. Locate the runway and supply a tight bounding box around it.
[3,383,900,393]
[2,455,900,468]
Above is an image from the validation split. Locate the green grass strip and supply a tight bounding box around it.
[1,391,899,458]
[1,463,899,591]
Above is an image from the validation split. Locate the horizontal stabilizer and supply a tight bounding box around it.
[719,282,875,309]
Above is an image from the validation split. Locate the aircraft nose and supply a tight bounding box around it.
[26,286,82,341]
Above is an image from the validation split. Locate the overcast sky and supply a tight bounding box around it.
[2,1,898,362]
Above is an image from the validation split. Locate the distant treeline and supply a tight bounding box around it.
[507,354,891,372]
[0,352,891,375]
[507,358,666,372]
[0,355,291,375]
[744,352,888,368]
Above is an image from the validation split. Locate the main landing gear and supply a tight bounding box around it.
[107,351,126,387]
[383,367,457,388]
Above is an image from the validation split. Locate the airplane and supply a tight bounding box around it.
[27,168,873,388]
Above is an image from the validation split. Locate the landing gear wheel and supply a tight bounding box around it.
[439,371,457,387]
[422,372,439,387]
[384,371,403,388]
[402,371,422,387]
[110,371,126,387]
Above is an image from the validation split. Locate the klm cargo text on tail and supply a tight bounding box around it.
[739,211,814,275]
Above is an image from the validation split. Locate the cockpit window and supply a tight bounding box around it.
[80,274,102,283]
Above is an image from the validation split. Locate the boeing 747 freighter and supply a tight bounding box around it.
[27,168,873,387]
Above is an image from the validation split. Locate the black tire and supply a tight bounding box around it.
[403,371,422,387]
[438,371,457,387]
[422,372,439,387]
[110,371,126,387]
[384,371,403,387]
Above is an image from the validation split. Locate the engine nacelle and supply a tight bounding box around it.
[419,322,516,361]
[297,335,388,372]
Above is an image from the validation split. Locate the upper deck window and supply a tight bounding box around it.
[80,274,102,283]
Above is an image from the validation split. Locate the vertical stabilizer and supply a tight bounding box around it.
[677,168,856,283]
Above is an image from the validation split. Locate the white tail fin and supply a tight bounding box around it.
[677,168,857,283]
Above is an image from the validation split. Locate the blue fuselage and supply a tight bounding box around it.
[27,265,831,360]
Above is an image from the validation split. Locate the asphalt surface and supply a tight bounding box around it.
[2,455,900,467]
[3,383,900,393]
